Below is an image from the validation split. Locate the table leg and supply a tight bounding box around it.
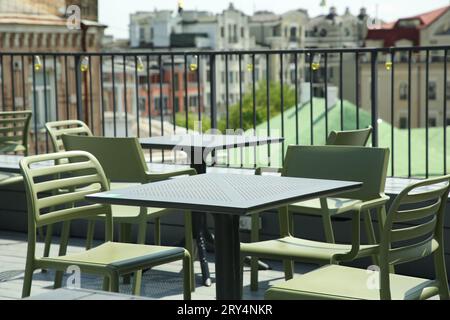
[191,161,212,287]
[213,214,241,300]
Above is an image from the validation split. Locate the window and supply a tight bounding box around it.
[233,25,238,42]
[206,68,210,83]
[189,96,198,107]
[429,118,437,127]
[446,118,450,126]
[229,71,234,83]
[174,97,180,112]
[241,27,244,38]
[221,27,225,38]
[139,27,145,42]
[173,74,179,91]
[428,82,437,100]
[399,117,408,129]
[399,83,408,100]
[290,27,297,39]
[221,72,225,83]
[138,97,146,112]
[31,71,56,128]
[154,96,168,113]
[150,27,154,39]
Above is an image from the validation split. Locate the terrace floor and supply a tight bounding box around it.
[0,231,317,300]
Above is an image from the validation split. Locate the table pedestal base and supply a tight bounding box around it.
[213,214,242,300]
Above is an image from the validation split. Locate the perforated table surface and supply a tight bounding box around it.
[87,173,362,300]
[139,134,284,152]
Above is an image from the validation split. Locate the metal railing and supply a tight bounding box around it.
[0,45,449,178]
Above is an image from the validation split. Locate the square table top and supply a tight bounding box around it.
[139,134,284,150]
[87,173,362,215]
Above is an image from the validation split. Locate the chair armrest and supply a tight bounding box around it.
[332,196,389,263]
[353,195,390,213]
[145,168,197,183]
[255,167,283,175]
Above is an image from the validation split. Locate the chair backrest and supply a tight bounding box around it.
[378,175,450,299]
[326,126,373,146]
[62,135,149,184]
[0,110,32,155]
[283,145,390,201]
[45,120,92,153]
[20,151,112,242]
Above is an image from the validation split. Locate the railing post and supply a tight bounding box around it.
[75,55,83,121]
[370,51,379,147]
[210,53,217,130]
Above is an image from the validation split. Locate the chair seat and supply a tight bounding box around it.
[241,236,377,263]
[40,242,185,272]
[289,198,362,216]
[265,265,439,300]
[0,172,23,186]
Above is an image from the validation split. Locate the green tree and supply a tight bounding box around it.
[175,112,211,132]
[218,82,296,132]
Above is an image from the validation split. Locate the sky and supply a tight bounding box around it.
[98,0,450,39]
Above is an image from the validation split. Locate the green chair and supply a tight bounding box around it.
[41,120,94,262]
[45,120,93,153]
[326,126,372,146]
[20,151,191,299]
[62,134,197,294]
[243,145,390,292]
[0,110,32,220]
[0,110,32,155]
[265,175,450,300]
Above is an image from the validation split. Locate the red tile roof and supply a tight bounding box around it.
[404,5,449,28]
[366,5,449,47]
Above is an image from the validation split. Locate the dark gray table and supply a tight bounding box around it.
[140,134,284,287]
[87,173,362,300]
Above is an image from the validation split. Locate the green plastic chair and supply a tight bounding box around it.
[20,151,191,299]
[244,145,390,292]
[326,126,373,146]
[41,120,95,263]
[265,175,450,300]
[45,120,93,153]
[61,134,197,294]
[0,110,32,155]
[0,110,32,217]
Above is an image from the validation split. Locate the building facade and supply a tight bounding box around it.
[0,0,105,152]
[362,5,450,128]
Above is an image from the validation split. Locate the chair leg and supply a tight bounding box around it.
[43,224,53,258]
[434,249,450,300]
[184,211,195,292]
[22,263,34,298]
[41,224,53,273]
[376,206,395,273]
[54,221,71,289]
[102,277,110,291]
[22,242,36,298]
[322,214,336,244]
[109,272,120,293]
[363,210,380,266]
[119,223,133,285]
[85,220,95,250]
[279,207,294,280]
[240,255,245,299]
[250,213,259,292]
[154,217,161,245]
[132,221,148,296]
[183,252,192,300]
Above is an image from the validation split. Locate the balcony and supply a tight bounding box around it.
[1,45,450,300]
